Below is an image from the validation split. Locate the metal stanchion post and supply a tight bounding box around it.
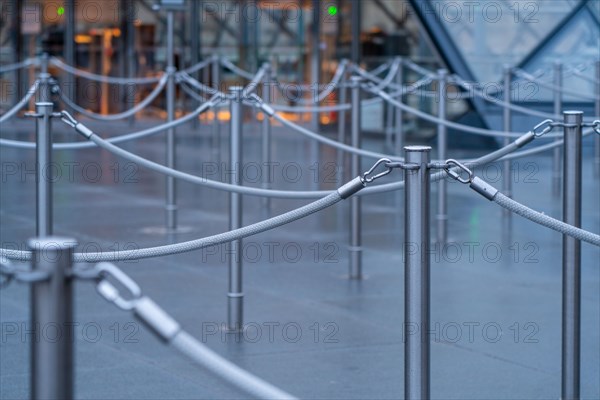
[39,53,50,103]
[385,77,394,149]
[212,56,221,160]
[337,69,348,184]
[404,145,431,400]
[594,61,600,178]
[165,10,177,230]
[552,61,563,195]
[436,70,448,244]
[261,64,273,209]
[561,110,583,400]
[349,76,362,279]
[502,65,513,217]
[228,86,244,331]
[34,102,54,237]
[394,59,404,155]
[29,236,77,400]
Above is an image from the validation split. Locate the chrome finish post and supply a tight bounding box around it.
[30,236,77,400]
[561,111,583,400]
[228,86,244,331]
[404,146,432,400]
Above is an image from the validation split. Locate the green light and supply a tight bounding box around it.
[327,5,338,16]
[57,6,65,16]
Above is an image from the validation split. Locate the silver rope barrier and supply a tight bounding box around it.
[0,57,39,74]
[241,64,268,99]
[50,57,163,85]
[53,75,169,121]
[272,60,348,105]
[177,72,226,97]
[270,102,351,112]
[179,80,209,102]
[0,160,382,262]
[569,67,600,85]
[401,59,438,79]
[0,97,220,150]
[0,80,40,123]
[177,55,216,76]
[220,58,255,80]
[514,68,600,101]
[260,101,404,162]
[451,75,599,123]
[373,87,562,139]
[445,160,600,246]
[0,128,548,262]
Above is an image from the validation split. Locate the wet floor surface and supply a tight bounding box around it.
[1,116,599,399]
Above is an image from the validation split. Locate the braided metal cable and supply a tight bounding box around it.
[50,57,163,84]
[374,88,562,139]
[451,75,598,122]
[493,193,600,246]
[0,80,39,123]
[0,57,39,74]
[178,56,215,76]
[0,191,343,262]
[268,110,404,162]
[0,98,218,150]
[171,331,297,399]
[54,75,168,121]
[514,68,599,101]
[220,58,255,80]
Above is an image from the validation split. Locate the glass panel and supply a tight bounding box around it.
[521,5,600,101]
[430,0,578,83]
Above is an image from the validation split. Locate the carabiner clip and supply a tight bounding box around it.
[362,158,393,184]
[95,262,142,311]
[444,159,473,184]
[531,119,554,137]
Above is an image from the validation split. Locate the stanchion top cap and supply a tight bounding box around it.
[28,237,78,250]
[404,145,431,152]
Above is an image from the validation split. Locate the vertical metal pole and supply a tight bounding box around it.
[212,56,221,160]
[64,0,75,112]
[436,70,448,244]
[594,61,600,178]
[311,0,321,135]
[502,65,513,217]
[404,145,431,400]
[552,62,563,196]
[29,236,77,400]
[561,110,583,400]
[166,10,177,230]
[35,102,54,237]
[337,68,348,184]
[261,64,273,209]
[394,59,404,155]
[228,87,244,331]
[350,0,361,64]
[39,53,50,103]
[190,0,200,130]
[349,76,362,279]
[126,1,136,126]
[10,0,22,106]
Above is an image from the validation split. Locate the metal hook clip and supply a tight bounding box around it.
[444,159,474,184]
[531,119,555,137]
[362,158,393,184]
[95,262,142,311]
[60,110,78,128]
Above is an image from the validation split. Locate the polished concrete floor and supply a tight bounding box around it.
[1,115,599,399]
